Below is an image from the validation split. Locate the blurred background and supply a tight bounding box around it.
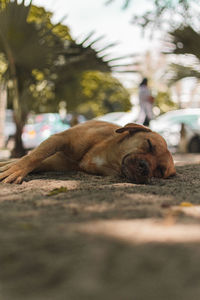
[0,0,200,158]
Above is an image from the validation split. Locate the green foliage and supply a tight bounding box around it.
[0,0,131,155]
[28,5,72,41]
[169,64,200,84]
[0,1,114,113]
[0,53,7,80]
[0,1,56,72]
[28,5,53,27]
[169,26,200,60]
[0,0,9,10]
[0,0,62,121]
[154,91,178,114]
[165,26,200,83]
[47,187,68,196]
[77,71,131,118]
[0,0,115,155]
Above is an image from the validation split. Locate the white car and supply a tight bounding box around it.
[95,106,140,127]
[150,108,200,153]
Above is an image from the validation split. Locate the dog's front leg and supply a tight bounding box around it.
[0,133,66,184]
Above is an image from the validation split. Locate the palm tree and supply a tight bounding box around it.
[165,26,200,82]
[0,82,7,148]
[162,26,200,108]
[0,1,128,157]
[0,0,61,156]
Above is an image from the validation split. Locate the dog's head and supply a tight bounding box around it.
[116,123,176,184]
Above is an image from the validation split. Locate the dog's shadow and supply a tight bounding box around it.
[24,163,200,204]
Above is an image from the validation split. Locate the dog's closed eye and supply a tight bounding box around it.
[147,139,156,154]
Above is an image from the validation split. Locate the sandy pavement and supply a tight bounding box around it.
[0,154,200,300]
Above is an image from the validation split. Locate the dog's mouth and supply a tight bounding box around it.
[121,155,151,184]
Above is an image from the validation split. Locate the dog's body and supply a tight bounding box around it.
[0,120,176,184]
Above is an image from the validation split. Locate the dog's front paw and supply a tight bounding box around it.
[0,158,32,184]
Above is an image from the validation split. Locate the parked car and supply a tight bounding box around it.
[63,113,87,126]
[22,113,70,149]
[95,107,140,126]
[150,108,200,153]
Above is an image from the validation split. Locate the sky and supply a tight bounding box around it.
[32,0,160,87]
[32,0,158,54]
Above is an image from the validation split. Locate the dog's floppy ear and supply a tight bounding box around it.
[116,123,152,134]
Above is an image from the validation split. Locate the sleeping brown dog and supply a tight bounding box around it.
[0,120,176,184]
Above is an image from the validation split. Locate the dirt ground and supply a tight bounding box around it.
[0,153,200,300]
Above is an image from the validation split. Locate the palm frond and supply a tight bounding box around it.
[97,42,118,53]
[79,31,96,45]
[168,63,200,85]
[0,0,68,76]
[168,26,200,61]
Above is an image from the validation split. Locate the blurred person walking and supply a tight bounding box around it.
[138,78,154,126]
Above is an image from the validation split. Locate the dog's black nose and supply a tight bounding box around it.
[138,160,150,176]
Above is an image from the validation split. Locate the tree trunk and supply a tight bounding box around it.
[11,78,26,158]
[2,39,26,157]
[11,119,26,158]
[0,83,7,148]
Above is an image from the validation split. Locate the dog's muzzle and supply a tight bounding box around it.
[121,155,151,184]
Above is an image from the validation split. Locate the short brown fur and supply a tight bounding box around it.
[0,120,176,184]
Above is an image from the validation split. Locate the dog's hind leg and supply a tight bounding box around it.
[34,152,80,172]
